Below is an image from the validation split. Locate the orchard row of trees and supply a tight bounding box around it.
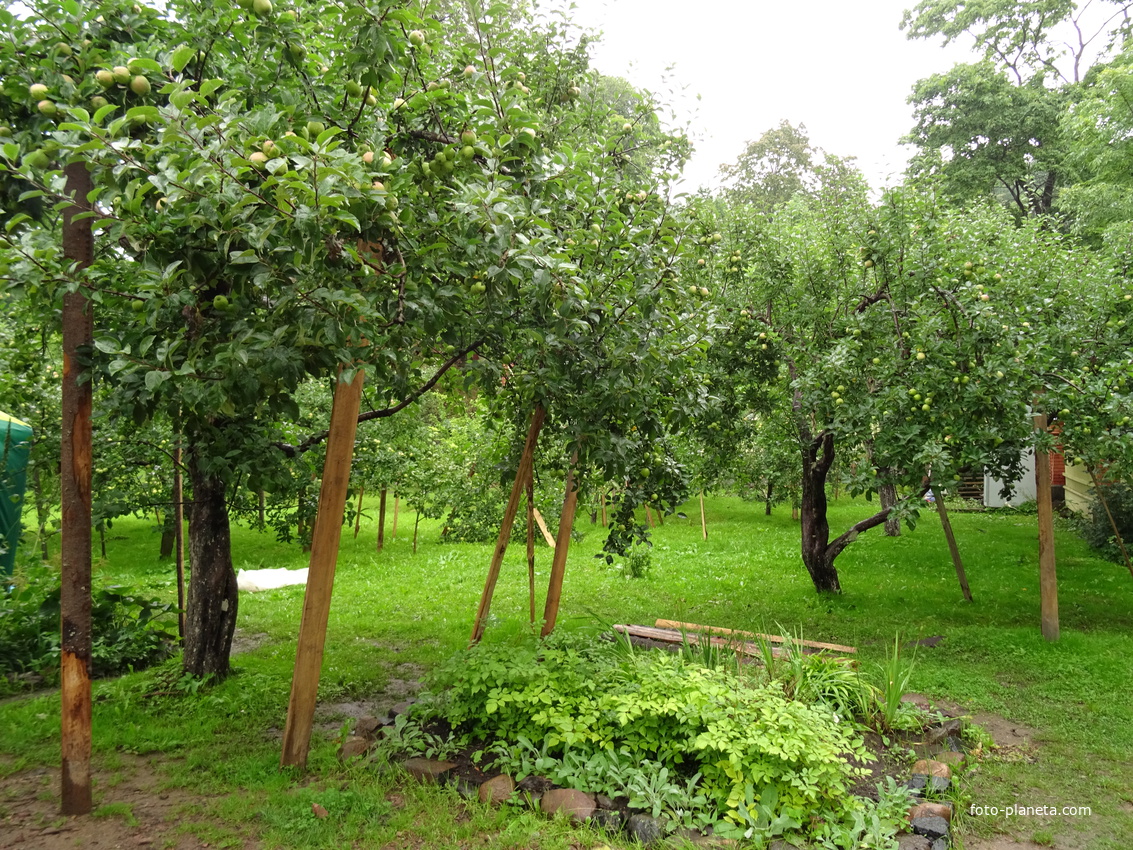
[3,0,1133,679]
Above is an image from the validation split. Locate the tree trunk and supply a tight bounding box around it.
[799,425,841,593]
[183,446,238,680]
[880,482,900,537]
[765,482,773,516]
[159,511,175,559]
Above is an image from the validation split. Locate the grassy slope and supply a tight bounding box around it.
[2,495,1131,848]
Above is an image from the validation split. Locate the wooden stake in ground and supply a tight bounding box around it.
[699,491,707,540]
[933,488,973,602]
[174,441,185,643]
[1034,415,1059,641]
[391,495,399,538]
[600,491,607,527]
[470,406,546,645]
[644,504,654,529]
[353,487,364,539]
[60,161,94,816]
[377,488,387,551]
[413,510,420,554]
[526,469,536,624]
[1088,467,1133,579]
[281,369,365,768]
[541,453,580,637]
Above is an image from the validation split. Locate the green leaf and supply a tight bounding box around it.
[144,370,167,391]
[200,79,225,98]
[171,45,196,73]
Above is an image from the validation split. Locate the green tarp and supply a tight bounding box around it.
[1,411,32,577]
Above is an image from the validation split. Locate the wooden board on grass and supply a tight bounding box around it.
[654,619,856,654]
[612,623,785,660]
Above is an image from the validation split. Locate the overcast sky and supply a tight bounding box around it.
[559,0,978,193]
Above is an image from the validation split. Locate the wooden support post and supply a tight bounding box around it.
[1088,467,1133,578]
[258,489,266,528]
[1035,414,1059,641]
[470,406,546,645]
[532,507,556,548]
[541,454,580,637]
[174,441,185,643]
[699,491,707,540]
[526,470,536,625]
[413,510,420,554]
[377,488,387,551]
[600,491,607,527]
[644,504,654,528]
[391,495,399,538]
[353,487,364,539]
[655,505,664,526]
[280,369,365,768]
[60,161,94,816]
[933,488,972,602]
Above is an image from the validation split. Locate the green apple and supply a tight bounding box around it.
[408,30,425,46]
[54,42,72,58]
[95,69,115,88]
[22,150,50,169]
[346,80,363,97]
[460,145,474,160]
[0,125,11,137]
[130,75,151,95]
[461,129,477,146]
[463,64,475,77]
[253,0,273,15]
[112,66,131,84]
[90,95,109,109]
[249,151,268,166]
[212,295,229,311]
[306,120,325,137]
[36,99,57,116]
[130,298,146,312]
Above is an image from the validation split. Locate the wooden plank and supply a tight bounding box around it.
[699,491,707,540]
[934,492,973,602]
[377,488,387,551]
[541,453,579,637]
[614,624,784,659]
[654,619,856,654]
[1035,413,1059,642]
[60,161,94,816]
[280,369,365,768]
[532,507,556,548]
[526,468,536,624]
[470,406,545,645]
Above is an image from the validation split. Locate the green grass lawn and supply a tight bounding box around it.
[2,495,1131,848]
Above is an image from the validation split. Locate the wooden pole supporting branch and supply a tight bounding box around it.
[377,488,387,551]
[644,504,654,528]
[353,487,364,539]
[526,470,536,624]
[933,488,973,602]
[600,491,607,527]
[391,495,399,538]
[60,161,94,816]
[1034,414,1059,641]
[541,454,580,637]
[532,507,556,548]
[1088,467,1133,578]
[280,369,365,768]
[470,406,546,645]
[699,491,707,540]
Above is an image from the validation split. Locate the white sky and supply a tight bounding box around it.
[560,0,978,193]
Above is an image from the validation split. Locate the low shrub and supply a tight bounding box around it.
[1077,480,1133,563]
[0,561,178,695]
[413,630,881,842]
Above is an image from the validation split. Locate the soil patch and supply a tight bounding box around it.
[0,754,256,850]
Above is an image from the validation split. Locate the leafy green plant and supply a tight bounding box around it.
[0,562,176,693]
[621,541,653,579]
[876,634,918,731]
[712,782,801,842]
[815,777,916,849]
